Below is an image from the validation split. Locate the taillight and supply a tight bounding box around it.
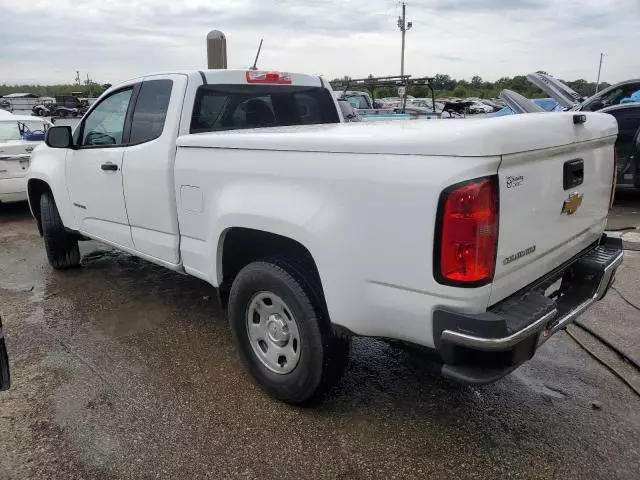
[435,176,499,286]
[246,70,292,84]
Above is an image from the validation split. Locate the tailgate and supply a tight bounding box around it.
[489,113,617,305]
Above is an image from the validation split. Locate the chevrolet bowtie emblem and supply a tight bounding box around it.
[561,192,583,215]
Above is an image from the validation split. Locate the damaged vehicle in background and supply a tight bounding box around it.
[0,114,52,203]
[500,72,640,189]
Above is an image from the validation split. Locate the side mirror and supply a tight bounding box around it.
[45,125,73,148]
[0,316,10,391]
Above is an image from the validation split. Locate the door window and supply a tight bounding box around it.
[129,80,173,144]
[80,88,133,146]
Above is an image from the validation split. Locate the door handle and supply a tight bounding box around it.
[101,162,118,171]
[563,159,584,190]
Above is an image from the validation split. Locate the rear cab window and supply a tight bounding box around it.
[190,84,339,134]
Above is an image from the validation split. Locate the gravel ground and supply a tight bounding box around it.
[0,201,639,480]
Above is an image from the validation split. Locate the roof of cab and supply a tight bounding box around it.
[107,69,325,94]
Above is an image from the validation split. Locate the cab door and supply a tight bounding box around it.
[65,85,138,249]
[121,75,185,264]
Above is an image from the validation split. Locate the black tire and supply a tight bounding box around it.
[40,192,80,269]
[228,257,349,404]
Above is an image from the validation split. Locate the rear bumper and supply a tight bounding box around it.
[433,235,623,384]
[0,177,28,203]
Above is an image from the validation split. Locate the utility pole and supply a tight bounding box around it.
[86,73,93,98]
[397,2,412,77]
[595,52,605,94]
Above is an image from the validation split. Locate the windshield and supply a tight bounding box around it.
[345,94,370,109]
[0,120,48,141]
[0,121,20,141]
[584,84,640,111]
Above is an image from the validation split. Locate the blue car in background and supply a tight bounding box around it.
[493,98,562,116]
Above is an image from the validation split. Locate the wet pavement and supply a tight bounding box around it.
[0,200,639,480]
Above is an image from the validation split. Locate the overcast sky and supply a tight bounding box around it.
[1,0,639,86]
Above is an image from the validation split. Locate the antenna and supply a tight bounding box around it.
[251,38,264,70]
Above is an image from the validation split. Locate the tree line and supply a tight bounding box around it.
[331,72,610,100]
[2,72,609,101]
[0,82,111,98]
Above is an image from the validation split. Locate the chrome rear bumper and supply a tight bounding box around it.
[433,235,624,383]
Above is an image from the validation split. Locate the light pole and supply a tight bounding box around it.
[397,2,412,77]
[595,52,605,94]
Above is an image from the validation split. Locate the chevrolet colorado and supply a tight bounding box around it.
[27,69,623,403]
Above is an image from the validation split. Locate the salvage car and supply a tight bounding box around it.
[27,69,623,403]
[502,73,640,189]
[0,114,52,203]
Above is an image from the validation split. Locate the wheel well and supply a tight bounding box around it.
[27,179,51,236]
[219,228,323,309]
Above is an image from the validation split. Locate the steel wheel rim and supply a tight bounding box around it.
[246,292,301,374]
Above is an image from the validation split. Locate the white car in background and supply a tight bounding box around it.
[0,114,52,203]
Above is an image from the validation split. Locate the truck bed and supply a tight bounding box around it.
[178,112,617,157]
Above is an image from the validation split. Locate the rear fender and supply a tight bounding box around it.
[211,182,325,286]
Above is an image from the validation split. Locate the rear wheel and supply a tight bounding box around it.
[40,192,80,269]
[228,257,349,404]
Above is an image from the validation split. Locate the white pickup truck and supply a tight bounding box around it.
[27,69,623,403]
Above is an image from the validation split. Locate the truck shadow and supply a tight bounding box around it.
[0,201,33,223]
[24,242,637,477]
[40,244,612,410]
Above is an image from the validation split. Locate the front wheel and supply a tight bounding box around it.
[228,257,349,404]
[40,192,80,269]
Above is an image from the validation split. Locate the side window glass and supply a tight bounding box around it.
[81,89,133,146]
[599,88,623,108]
[130,80,173,144]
